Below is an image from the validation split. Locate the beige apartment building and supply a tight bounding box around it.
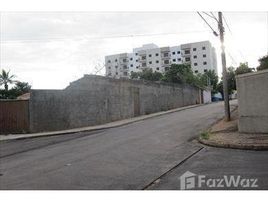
[105,41,217,79]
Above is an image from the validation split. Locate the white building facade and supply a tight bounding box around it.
[105,41,217,78]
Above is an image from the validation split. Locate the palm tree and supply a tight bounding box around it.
[0,69,16,91]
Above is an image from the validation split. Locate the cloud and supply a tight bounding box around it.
[1,12,267,89]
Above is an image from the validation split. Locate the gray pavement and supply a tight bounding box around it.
[147,147,268,190]
[2,100,266,190]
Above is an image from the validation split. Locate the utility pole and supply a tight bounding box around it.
[218,12,230,121]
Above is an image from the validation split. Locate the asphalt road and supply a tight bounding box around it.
[2,100,266,190]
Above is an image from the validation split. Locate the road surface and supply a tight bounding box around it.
[1,100,267,190]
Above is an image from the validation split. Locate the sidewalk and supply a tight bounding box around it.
[0,104,203,141]
[199,108,268,150]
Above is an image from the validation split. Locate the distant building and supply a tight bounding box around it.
[105,41,217,78]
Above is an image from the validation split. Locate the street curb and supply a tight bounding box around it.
[198,137,268,151]
[196,105,268,151]
[1,103,206,141]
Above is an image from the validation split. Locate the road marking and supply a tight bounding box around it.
[142,146,204,190]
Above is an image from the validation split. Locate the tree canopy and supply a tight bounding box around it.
[0,69,31,99]
[130,64,219,93]
[130,68,163,81]
[0,69,16,91]
[257,55,268,71]
[235,62,254,75]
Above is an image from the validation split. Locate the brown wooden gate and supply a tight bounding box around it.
[0,100,29,134]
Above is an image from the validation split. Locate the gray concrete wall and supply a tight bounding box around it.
[29,75,201,132]
[236,69,268,133]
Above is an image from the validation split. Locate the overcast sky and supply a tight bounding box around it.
[0,12,267,89]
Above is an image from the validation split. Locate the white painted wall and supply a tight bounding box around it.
[203,89,212,104]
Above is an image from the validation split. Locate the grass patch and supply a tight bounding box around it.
[200,131,210,140]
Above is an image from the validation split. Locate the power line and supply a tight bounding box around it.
[227,51,238,66]
[222,13,246,61]
[0,30,210,44]
[210,12,219,22]
[222,14,232,35]
[202,12,218,22]
[197,12,218,36]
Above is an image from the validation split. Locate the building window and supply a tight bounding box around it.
[184,50,190,54]
[185,57,190,62]
[115,66,118,68]
[165,67,169,71]
[108,60,111,63]
[195,70,198,73]
[136,66,139,69]
[164,60,169,64]
[149,54,152,57]
[135,53,138,56]
[156,60,159,63]
[177,51,180,54]
[194,63,198,66]
[155,53,159,56]
[202,46,206,50]
[115,59,118,62]
[172,52,175,55]
[203,54,206,58]
[173,59,176,62]
[203,61,207,65]
[156,67,159,70]
[130,58,133,61]
[204,69,208,72]
[193,55,197,59]
[123,72,128,76]
[116,72,118,75]
[193,48,197,51]
[141,56,146,60]
[130,64,133,67]
[108,66,111,69]
[142,63,146,67]
[149,61,152,64]
[136,59,138,62]
[177,58,181,61]
[122,58,127,62]
[163,52,169,57]
[123,65,127,69]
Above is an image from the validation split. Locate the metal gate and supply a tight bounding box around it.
[0,100,29,134]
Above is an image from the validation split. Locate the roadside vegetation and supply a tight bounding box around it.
[0,69,31,99]
[131,54,268,99]
[200,131,210,140]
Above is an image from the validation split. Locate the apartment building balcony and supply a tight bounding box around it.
[118,65,128,72]
[162,60,170,66]
[161,53,170,59]
[139,56,147,63]
[181,49,191,57]
[140,62,148,69]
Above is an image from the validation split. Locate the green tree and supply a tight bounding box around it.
[217,67,236,98]
[130,71,139,79]
[162,64,196,85]
[201,70,219,94]
[130,68,163,81]
[257,55,268,71]
[13,81,31,94]
[235,62,254,75]
[0,69,16,91]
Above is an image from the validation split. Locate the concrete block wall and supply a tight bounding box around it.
[29,75,201,132]
[236,69,268,133]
